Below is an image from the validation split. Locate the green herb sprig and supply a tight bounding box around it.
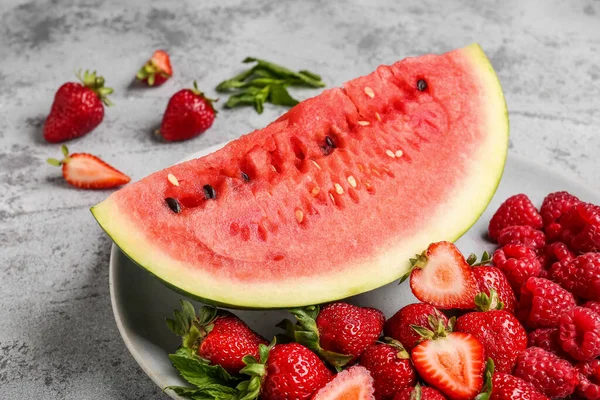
[216,58,325,114]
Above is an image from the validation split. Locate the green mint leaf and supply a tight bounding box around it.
[216,68,256,92]
[243,58,325,88]
[167,384,238,400]
[268,84,299,106]
[169,348,238,388]
[298,70,322,81]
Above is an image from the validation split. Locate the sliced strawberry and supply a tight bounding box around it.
[136,49,173,87]
[405,241,479,309]
[411,331,485,399]
[47,145,130,189]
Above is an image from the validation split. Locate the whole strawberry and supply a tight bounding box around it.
[559,202,600,253]
[359,341,416,400]
[558,306,600,361]
[517,277,576,329]
[540,191,581,242]
[497,225,546,250]
[576,359,600,400]
[260,343,333,400]
[513,347,578,398]
[166,302,267,374]
[283,303,384,368]
[384,303,448,351]
[237,341,333,400]
[550,253,600,301]
[471,263,517,314]
[43,70,113,142]
[490,373,549,400]
[136,49,173,87]
[488,194,543,241]
[393,384,447,400]
[527,328,571,360]
[493,244,542,293]
[455,289,527,373]
[160,81,216,141]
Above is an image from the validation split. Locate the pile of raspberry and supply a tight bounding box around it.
[487,191,600,399]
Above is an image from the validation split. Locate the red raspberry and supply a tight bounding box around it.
[498,225,546,250]
[472,266,517,313]
[493,244,542,293]
[550,253,600,301]
[517,277,576,329]
[384,303,448,351]
[527,328,572,360]
[538,242,575,270]
[584,301,600,314]
[576,359,600,400]
[513,347,578,398]
[488,194,543,241]
[558,306,600,361]
[560,202,600,254]
[540,191,581,241]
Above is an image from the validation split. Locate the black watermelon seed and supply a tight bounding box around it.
[203,184,216,199]
[325,135,335,148]
[241,172,250,182]
[417,79,427,91]
[165,197,181,213]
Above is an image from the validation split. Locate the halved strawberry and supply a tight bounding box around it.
[411,331,485,399]
[403,241,479,309]
[136,50,173,86]
[47,145,130,189]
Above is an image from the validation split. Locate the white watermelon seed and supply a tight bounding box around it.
[167,173,179,187]
[358,120,370,126]
[311,187,320,196]
[295,209,304,223]
[347,176,357,188]
[335,183,344,194]
[385,150,396,158]
[271,165,277,172]
[375,112,382,122]
[329,193,336,203]
[311,160,322,170]
[395,150,404,158]
[364,86,375,98]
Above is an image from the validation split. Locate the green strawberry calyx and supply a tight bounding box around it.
[475,358,495,400]
[474,287,504,312]
[76,69,114,107]
[46,145,71,166]
[276,305,352,370]
[165,300,219,351]
[190,80,218,114]
[381,337,410,359]
[410,310,455,341]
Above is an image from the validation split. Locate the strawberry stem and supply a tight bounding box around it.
[474,287,504,312]
[76,69,114,107]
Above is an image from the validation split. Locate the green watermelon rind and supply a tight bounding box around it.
[91,43,509,309]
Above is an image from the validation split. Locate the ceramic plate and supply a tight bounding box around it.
[109,144,600,399]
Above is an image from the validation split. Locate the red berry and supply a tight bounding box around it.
[560,202,600,253]
[517,277,576,329]
[498,225,546,250]
[160,82,216,141]
[527,328,572,360]
[538,242,575,270]
[540,191,581,241]
[262,343,333,400]
[198,315,268,374]
[393,384,447,400]
[408,242,479,309]
[513,347,578,398]
[558,306,600,361]
[359,343,416,400]
[493,244,542,293]
[43,71,112,142]
[489,194,543,241]
[472,265,517,313]
[136,49,173,87]
[316,302,384,362]
[576,359,600,400]
[584,301,600,314]
[550,253,600,301]
[384,303,448,351]
[490,373,549,400]
[455,309,527,373]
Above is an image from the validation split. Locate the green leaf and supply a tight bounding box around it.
[167,384,238,400]
[475,358,495,400]
[298,69,322,81]
[169,348,238,388]
[268,84,299,107]
[61,145,69,157]
[243,57,325,88]
[224,91,259,109]
[466,253,478,266]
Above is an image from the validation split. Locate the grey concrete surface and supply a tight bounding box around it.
[0,0,598,398]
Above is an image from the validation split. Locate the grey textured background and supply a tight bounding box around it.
[0,0,598,398]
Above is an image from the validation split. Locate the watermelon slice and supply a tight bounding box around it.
[92,44,508,308]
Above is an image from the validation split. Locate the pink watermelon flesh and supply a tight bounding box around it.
[92,43,508,308]
[312,366,375,400]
